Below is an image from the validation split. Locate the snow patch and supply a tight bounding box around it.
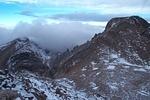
[122,66,130,69]
[96,72,100,76]
[110,54,118,59]
[107,65,115,70]
[93,67,99,71]
[109,53,144,68]
[138,91,150,96]
[90,82,98,90]
[134,68,146,72]
[82,66,87,71]
[107,82,118,91]
[91,61,97,65]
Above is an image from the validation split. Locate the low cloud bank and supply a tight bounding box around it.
[0,20,103,51]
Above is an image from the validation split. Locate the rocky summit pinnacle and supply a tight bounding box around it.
[105,16,149,31]
[0,16,150,100]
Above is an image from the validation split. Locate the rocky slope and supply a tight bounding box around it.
[53,16,150,100]
[0,38,101,99]
[0,16,150,100]
[0,70,101,100]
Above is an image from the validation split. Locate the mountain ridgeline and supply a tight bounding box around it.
[0,16,150,100]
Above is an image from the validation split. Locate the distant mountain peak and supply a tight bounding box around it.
[0,37,51,75]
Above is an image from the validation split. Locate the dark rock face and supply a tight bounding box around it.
[0,90,20,100]
[102,16,150,64]
[53,16,150,100]
[54,16,150,73]
[105,16,149,31]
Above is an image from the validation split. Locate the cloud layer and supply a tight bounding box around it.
[2,0,150,7]
[19,0,150,23]
[0,0,150,29]
[0,0,150,15]
[0,20,102,51]
[50,13,127,22]
[0,0,150,52]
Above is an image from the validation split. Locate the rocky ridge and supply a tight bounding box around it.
[0,16,150,100]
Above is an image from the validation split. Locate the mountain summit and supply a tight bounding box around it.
[0,16,150,100]
[53,16,150,99]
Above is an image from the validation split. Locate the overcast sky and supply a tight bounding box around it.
[0,0,150,51]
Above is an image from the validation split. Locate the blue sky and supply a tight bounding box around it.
[0,0,150,28]
[0,0,150,51]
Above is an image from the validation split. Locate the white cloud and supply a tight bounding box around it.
[0,19,102,51]
[2,0,150,16]
[2,0,150,6]
[92,4,150,15]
